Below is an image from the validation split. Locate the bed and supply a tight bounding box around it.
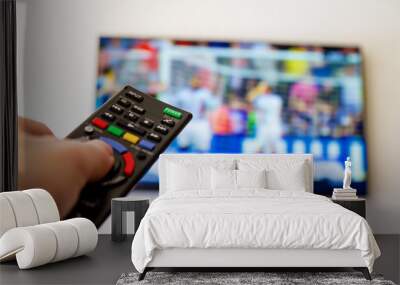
[131,154,380,280]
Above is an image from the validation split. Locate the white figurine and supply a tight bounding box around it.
[342,157,353,190]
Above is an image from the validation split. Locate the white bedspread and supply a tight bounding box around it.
[131,190,380,273]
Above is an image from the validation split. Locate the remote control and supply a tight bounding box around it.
[66,86,192,226]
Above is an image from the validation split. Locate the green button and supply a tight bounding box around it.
[107,125,124,137]
[163,107,182,119]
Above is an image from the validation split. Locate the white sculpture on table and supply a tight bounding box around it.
[342,157,353,190]
[332,157,357,199]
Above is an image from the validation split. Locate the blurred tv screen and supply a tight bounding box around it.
[96,37,367,195]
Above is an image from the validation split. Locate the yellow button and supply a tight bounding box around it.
[122,132,139,144]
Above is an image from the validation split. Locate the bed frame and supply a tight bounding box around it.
[139,154,371,281]
[139,248,370,280]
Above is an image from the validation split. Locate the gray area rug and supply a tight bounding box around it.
[117,272,396,285]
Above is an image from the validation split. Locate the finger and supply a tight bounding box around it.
[18,117,55,137]
[80,140,115,183]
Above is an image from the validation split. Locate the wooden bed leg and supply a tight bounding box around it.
[138,268,148,281]
[354,267,372,280]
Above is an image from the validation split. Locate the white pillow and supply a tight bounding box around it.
[238,159,309,191]
[211,168,236,190]
[211,169,267,191]
[167,163,211,191]
[236,169,267,189]
[266,163,307,191]
[166,160,235,192]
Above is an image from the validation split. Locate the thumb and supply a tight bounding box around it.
[80,140,115,183]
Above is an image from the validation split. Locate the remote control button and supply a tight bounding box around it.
[132,105,145,115]
[122,132,139,144]
[102,156,121,181]
[101,175,126,187]
[117,98,131,108]
[116,119,127,128]
[147,133,161,142]
[140,118,154,128]
[124,111,139,122]
[110,104,124,114]
[137,151,147,160]
[126,123,146,136]
[138,139,156,151]
[91,117,109,129]
[163,107,182,119]
[84,125,95,134]
[154,125,169,135]
[125,90,144,102]
[99,136,127,154]
[122,152,135,176]
[101,112,115,122]
[161,117,175,127]
[107,125,125,137]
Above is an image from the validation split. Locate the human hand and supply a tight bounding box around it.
[18,118,114,218]
[18,117,55,136]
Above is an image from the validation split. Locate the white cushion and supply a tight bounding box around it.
[266,163,307,191]
[65,218,98,257]
[238,159,309,191]
[211,169,236,190]
[0,218,97,269]
[42,222,79,262]
[0,189,60,238]
[236,169,267,189]
[0,192,39,227]
[167,163,211,191]
[24,189,60,224]
[0,226,57,269]
[0,196,17,237]
[211,169,267,191]
[166,160,235,192]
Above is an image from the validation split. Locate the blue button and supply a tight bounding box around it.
[99,136,127,154]
[138,139,155,151]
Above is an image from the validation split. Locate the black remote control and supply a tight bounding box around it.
[66,86,192,226]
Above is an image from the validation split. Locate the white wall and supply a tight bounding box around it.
[18,0,400,233]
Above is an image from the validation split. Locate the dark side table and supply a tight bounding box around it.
[331,197,366,218]
[111,197,149,242]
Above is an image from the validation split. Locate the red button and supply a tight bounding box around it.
[91,117,109,129]
[122,152,135,176]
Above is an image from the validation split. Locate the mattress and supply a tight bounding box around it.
[131,190,380,273]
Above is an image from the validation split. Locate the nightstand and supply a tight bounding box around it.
[111,197,150,242]
[331,198,366,218]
